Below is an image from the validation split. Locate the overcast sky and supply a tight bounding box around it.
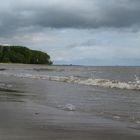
[0,0,140,65]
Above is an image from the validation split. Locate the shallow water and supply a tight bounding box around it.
[0,64,140,139]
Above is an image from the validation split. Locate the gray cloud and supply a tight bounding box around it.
[66,39,97,49]
[0,0,140,36]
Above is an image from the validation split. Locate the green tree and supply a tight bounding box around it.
[0,45,52,65]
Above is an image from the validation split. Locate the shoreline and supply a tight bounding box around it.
[1,63,140,67]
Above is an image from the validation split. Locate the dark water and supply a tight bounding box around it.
[0,64,140,139]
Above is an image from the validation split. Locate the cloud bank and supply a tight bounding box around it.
[0,0,140,65]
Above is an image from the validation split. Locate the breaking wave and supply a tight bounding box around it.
[58,104,76,111]
[0,71,140,90]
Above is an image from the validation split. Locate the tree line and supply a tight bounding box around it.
[0,45,52,65]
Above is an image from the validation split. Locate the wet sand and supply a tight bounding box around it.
[0,100,140,140]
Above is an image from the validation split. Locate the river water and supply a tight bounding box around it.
[0,64,140,139]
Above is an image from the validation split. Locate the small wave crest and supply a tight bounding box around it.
[0,71,140,90]
[58,104,76,111]
[78,78,140,90]
[0,82,13,88]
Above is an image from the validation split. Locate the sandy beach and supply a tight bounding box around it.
[0,101,140,140]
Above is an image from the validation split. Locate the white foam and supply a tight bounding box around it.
[0,83,6,87]
[63,104,76,111]
[136,121,140,124]
[0,83,13,88]
[6,84,13,88]
[0,71,140,90]
[113,116,121,119]
[78,78,140,90]
[134,75,140,84]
